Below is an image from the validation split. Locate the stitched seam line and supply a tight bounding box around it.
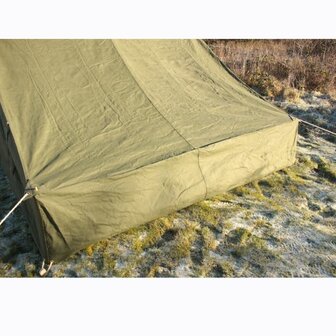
[112,40,194,150]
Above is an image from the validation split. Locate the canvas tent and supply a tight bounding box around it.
[0,40,298,262]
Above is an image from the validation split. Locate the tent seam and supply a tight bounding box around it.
[198,119,297,149]
[197,148,208,199]
[111,40,195,150]
[47,119,298,191]
[199,39,293,120]
[25,40,71,147]
[74,41,124,127]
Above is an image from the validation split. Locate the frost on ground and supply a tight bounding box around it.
[0,92,335,277]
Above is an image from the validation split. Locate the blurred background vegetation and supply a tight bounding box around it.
[205,40,336,100]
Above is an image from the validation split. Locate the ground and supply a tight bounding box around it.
[0,91,335,277]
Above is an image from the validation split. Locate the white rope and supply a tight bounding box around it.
[296,117,336,137]
[0,192,30,226]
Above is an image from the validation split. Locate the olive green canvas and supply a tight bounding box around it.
[0,40,298,262]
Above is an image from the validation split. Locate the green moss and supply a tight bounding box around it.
[283,164,308,186]
[132,239,143,253]
[260,172,286,192]
[231,246,248,258]
[331,266,336,277]
[0,264,12,277]
[251,181,266,200]
[232,235,274,261]
[132,217,173,252]
[243,210,252,220]
[298,155,318,171]
[228,227,273,261]
[232,181,265,201]
[230,227,252,245]
[147,264,161,277]
[283,154,318,185]
[219,261,235,277]
[94,240,109,253]
[189,201,221,226]
[223,221,234,230]
[113,253,146,277]
[107,215,176,255]
[85,245,94,256]
[212,192,236,203]
[197,257,216,277]
[316,158,336,183]
[267,198,284,212]
[254,218,271,228]
[288,184,304,196]
[232,185,250,196]
[170,222,198,259]
[114,264,135,277]
[301,210,313,222]
[24,263,36,277]
[101,250,117,270]
[250,235,267,250]
[201,227,218,250]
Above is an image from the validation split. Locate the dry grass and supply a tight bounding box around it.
[205,39,336,97]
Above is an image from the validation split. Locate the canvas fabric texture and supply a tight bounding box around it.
[0,40,298,261]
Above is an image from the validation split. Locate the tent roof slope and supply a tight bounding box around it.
[0,39,291,190]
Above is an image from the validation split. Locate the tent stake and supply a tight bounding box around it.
[39,260,54,277]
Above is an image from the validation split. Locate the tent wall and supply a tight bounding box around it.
[35,119,298,262]
[0,104,49,260]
